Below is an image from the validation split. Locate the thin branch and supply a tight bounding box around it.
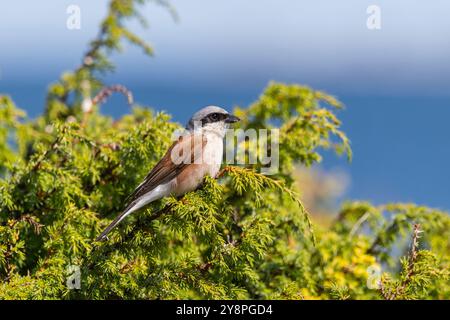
[381,223,422,300]
[92,84,134,107]
[349,211,370,237]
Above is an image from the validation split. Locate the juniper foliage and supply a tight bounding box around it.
[0,0,448,299]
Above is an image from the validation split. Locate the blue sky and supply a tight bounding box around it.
[1,1,449,210]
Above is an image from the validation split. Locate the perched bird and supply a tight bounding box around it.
[95,106,240,241]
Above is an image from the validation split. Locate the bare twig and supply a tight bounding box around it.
[381,223,422,300]
[19,214,44,234]
[379,276,390,300]
[92,84,134,107]
[349,211,370,237]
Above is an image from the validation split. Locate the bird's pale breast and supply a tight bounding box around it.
[173,134,223,196]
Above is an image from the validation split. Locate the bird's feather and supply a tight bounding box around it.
[96,133,207,242]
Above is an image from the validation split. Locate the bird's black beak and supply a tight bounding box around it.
[225,114,240,123]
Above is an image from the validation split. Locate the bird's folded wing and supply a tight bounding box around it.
[124,133,207,206]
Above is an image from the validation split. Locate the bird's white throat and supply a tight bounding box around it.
[197,121,228,138]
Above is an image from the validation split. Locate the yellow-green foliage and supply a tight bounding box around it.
[0,0,448,300]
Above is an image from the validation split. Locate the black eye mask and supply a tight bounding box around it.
[201,112,227,125]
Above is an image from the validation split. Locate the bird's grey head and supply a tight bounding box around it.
[186,106,240,135]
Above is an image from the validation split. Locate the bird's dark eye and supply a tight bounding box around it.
[210,113,219,121]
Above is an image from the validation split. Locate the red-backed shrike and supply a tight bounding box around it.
[96,106,240,241]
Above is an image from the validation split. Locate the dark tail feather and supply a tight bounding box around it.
[95,206,133,242]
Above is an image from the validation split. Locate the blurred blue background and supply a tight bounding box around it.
[1,0,449,210]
